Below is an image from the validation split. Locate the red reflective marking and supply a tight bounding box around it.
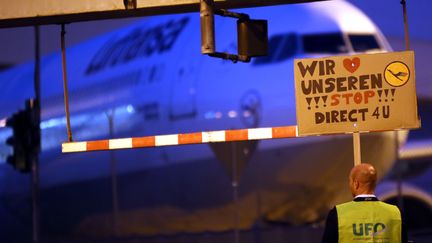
[179,132,202,144]
[87,140,109,151]
[225,129,248,141]
[272,126,296,138]
[132,137,156,148]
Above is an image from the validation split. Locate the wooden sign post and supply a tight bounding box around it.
[353,132,361,166]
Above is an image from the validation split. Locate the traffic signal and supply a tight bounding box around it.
[5,99,40,173]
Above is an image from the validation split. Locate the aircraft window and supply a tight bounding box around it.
[302,33,347,54]
[253,33,298,65]
[349,34,381,52]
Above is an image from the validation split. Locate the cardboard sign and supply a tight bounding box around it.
[294,51,420,136]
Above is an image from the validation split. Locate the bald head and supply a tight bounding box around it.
[349,163,377,197]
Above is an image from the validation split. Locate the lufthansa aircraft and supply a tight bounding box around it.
[0,0,431,241]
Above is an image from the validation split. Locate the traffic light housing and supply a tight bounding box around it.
[5,99,40,173]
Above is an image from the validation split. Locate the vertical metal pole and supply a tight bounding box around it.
[107,111,119,237]
[200,0,216,54]
[32,25,41,243]
[34,28,41,109]
[397,164,404,213]
[61,24,73,142]
[253,167,262,243]
[353,132,361,166]
[231,143,240,243]
[395,131,404,212]
[399,0,410,213]
[400,0,411,50]
[31,111,40,243]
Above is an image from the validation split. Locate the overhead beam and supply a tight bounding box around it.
[0,0,327,28]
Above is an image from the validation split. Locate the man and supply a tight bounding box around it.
[321,163,408,243]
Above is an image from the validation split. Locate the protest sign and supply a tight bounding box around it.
[294,51,420,136]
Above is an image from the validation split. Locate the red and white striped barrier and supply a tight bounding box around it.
[62,125,298,153]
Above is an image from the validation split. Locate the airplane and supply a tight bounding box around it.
[0,0,431,242]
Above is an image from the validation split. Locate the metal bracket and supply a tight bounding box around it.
[124,0,137,10]
[200,0,267,63]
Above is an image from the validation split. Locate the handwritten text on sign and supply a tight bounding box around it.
[294,51,420,136]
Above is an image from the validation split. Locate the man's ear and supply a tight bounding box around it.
[354,180,360,190]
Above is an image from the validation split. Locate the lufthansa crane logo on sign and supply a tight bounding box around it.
[384,61,410,87]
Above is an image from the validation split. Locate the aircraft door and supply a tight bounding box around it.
[168,51,203,121]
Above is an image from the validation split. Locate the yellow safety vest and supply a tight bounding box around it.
[336,201,402,243]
